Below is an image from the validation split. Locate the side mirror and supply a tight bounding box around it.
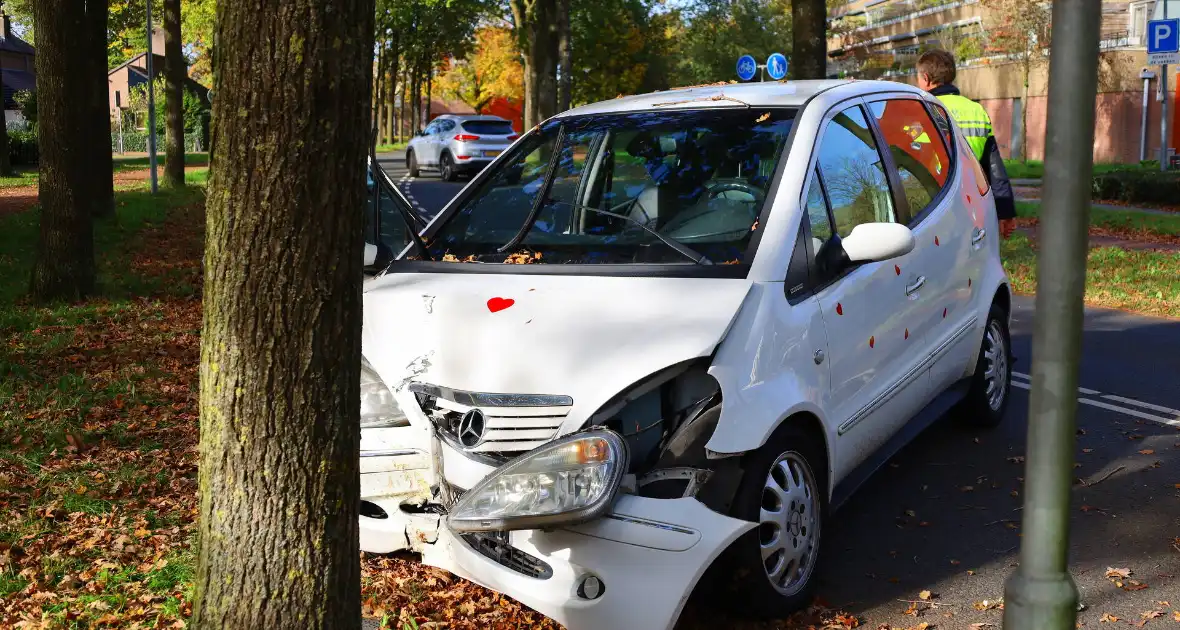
[840,222,915,263]
[363,243,378,267]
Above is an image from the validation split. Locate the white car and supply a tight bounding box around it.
[359,79,1012,630]
[406,114,519,182]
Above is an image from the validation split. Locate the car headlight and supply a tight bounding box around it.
[447,428,628,532]
[360,356,409,428]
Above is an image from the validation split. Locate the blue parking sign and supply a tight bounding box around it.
[737,55,757,81]
[1149,19,1180,53]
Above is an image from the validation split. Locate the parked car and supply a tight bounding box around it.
[358,80,1012,630]
[405,114,519,182]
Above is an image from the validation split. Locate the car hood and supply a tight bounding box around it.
[362,271,753,424]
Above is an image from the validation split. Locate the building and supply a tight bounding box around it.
[1,15,35,125]
[826,0,1179,164]
[108,27,210,126]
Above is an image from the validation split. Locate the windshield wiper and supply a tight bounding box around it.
[498,125,567,254]
[558,201,713,265]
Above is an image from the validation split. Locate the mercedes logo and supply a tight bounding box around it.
[458,409,486,448]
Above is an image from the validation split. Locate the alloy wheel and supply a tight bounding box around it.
[983,319,1009,411]
[758,451,821,597]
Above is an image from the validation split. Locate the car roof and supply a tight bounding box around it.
[436,114,511,122]
[554,80,927,118]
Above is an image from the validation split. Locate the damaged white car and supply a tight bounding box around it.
[358,79,1012,630]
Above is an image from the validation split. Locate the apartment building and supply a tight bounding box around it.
[825,0,1178,163]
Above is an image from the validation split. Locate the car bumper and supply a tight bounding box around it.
[422,495,753,630]
[451,157,492,173]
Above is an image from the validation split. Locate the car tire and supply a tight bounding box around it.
[407,151,420,178]
[440,153,457,182]
[722,424,827,619]
[957,304,1012,428]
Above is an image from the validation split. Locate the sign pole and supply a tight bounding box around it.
[1164,0,1171,171]
[1000,0,1101,627]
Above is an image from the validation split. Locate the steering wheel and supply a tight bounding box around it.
[707,182,764,220]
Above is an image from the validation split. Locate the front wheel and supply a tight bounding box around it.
[723,425,826,618]
[407,151,420,178]
[957,304,1012,427]
[440,153,457,182]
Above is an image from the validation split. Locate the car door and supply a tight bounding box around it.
[433,119,456,163]
[866,96,983,395]
[418,121,440,165]
[804,101,932,479]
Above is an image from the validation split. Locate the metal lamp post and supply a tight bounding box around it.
[1001,1,1102,628]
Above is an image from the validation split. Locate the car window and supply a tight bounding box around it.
[803,168,832,259]
[440,120,456,133]
[423,108,797,265]
[423,122,438,135]
[815,105,895,238]
[462,120,516,135]
[868,99,952,221]
[928,103,955,151]
[366,168,415,255]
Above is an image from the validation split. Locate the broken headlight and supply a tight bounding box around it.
[447,428,628,532]
[360,356,409,429]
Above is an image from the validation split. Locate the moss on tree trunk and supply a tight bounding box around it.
[191,0,374,627]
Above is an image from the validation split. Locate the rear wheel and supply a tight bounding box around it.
[407,150,420,178]
[724,425,826,618]
[957,304,1012,427]
[440,153,457,182]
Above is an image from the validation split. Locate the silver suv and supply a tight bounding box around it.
[406,114,518,182]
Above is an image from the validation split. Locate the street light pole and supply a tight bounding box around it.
[1001,1,1101,628]
[145,0,159,195]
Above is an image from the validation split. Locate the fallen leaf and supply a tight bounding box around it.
[970,624,994,629]
[1141,610,1163,620]
[1007,456,1025,464]
[1140,449,1156,455]
[1106,567,1132,579]
[960,486,975,492]
[919,590,933,601]
[1099,612,1119,623]
[1082,448,1094,453]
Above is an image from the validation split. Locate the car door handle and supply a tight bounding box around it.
[971,228,986,245]
[905,275,926,295]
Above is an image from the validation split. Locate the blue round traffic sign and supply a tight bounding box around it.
[766,53,788,80]
[736,55,757,82]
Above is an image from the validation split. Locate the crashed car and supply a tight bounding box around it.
[358,79,1013,630]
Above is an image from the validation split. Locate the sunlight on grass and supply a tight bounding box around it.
[1016,201,1180,237]
[0,169,37,188]
[112,152,209,171]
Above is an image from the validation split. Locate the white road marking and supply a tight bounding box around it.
[1009,371,1180,427]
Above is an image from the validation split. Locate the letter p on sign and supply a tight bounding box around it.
[1149,19,1180,54]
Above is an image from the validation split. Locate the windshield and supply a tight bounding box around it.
[461,120,516,135]
[421,108,797,266]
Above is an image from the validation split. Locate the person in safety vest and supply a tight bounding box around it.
[916,49,1017,239]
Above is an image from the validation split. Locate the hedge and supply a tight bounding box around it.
[113,131,205,154]
[8,129,37,166]
[1092,170,1180,206]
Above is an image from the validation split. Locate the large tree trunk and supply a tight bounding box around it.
[164,0,186,188]
[86,0,114,217]
[792,0,828,80]
[31,0,96,301]
[386,37,398,144]
[511,0,560,128]
[191,0,374,627]
[556,0,571,112]
[424,66,433,126]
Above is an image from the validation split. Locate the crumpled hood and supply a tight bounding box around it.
[362,271,752,425]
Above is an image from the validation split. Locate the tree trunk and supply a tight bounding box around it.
[86,0,114,217]
[511,0,560,128]
[1021,67,1030,163]
[31,0,96,301]
[557,0,571,112]
[424,66,433,126]
[191,0,373,627]
[164,0,186,188]
[0,1,12,178]
[386,38,398,145]
[792,0,828,80]
[376,45,386,145]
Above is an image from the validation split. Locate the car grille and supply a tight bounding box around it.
[461,532,552,580]
[410,383,572,457]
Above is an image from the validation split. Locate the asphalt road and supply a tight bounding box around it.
[366,159,1180,627]
[375,151,465,222]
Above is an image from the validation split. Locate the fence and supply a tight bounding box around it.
[112,131,204,154]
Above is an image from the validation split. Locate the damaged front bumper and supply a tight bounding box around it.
[359,436,754,630]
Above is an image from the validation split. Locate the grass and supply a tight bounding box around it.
[1015,201,1180,238]
[111,152,209,171]
[0,168,38,188]
[1002,231,1180,318]
[1004,159,1159,180]
[375,141,410,153]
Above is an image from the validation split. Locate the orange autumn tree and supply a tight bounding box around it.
[437,25,523,113]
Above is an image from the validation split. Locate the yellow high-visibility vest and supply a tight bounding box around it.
[936,93,991,161]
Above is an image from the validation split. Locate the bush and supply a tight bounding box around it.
[7,128,37,166]
[1092,171,1180,205]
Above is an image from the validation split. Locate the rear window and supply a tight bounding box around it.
[461,120,516,135]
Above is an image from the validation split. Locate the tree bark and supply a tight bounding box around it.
[386,37,398,145]
[556,0,571,112]
[511,0,559,128]
[0,1,12,177]
[191,0,373,627]
[31,0,96,301]
[424,66,433,126]
[376,45,386,144]
[791,0,828,80]
[86,0,114,217]
[164,0,186,188]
